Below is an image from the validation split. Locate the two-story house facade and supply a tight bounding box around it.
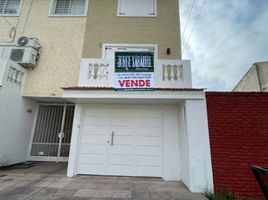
[0,0,213,193]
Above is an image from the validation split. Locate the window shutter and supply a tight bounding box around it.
[118,0,156,17]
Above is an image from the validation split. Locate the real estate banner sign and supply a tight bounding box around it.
[114,52,154,91]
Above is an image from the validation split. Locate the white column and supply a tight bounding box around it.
[184,99,214,193]
[67,104,83,177]
[163,106,180,181]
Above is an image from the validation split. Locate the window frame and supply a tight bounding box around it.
[48,0,89,17]
[0,0,23,17]
[117,0,157,17]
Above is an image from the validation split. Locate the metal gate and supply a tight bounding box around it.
[29,104,75,162]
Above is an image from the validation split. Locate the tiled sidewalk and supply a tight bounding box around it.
[0,162,207,200]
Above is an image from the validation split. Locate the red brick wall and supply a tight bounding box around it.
[206,92,268,199]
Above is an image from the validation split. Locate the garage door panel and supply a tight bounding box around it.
[79,154,105,165]
[82,125,106,135]
[138,136,161,146]
[108,154,133,165]
[137,146,161,156]
[81,135,106,144]
[83,116,107,126]
[138,127,161,137]
[112,135,133,145]
[108,145,133,155]
[137,155,161,166]
[78,106,163,178]
[108,165,133,176]
[79,144,105,154]
[137,109,161,118]
[111,117,134,126]
[138,118,161,127]
[136,166,161,177]
[78,163,105,175]
[110,109,133,117]
[111,126,134,136]
[84,107,107,117]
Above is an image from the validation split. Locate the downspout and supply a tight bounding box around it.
[21,0,34,36]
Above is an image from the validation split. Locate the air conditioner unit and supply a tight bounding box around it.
[9,47,39,69]
[17,36,41,50]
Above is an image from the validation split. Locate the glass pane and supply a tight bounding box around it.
[70,0,86,15]
[4,0,20,14]
[0,0,6,14]
[2,0,20,14]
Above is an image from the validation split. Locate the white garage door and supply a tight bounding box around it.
[77,105,162,177]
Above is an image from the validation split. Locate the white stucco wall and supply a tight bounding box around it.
[163,106,180,180]
[178,103,189,187]
[0,59,37,166]
[184,99,214,193]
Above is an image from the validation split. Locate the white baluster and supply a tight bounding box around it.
[94,64,99,80]
[178,64,183,80]
[98,64,102,79]
[173,65,178,81]
[99,64,105,79]
[163,65,168,81]
[103,64,109,80]
[167,65,172,81]
[88,63,95,79]
[170,65,175,81]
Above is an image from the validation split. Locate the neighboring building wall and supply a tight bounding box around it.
[0,0,87,97]
[206,92,268,198]
[256,62,268,91]
[233,65,260,91]
[0,59,37,166]
[233,61,268,92]
[82,0,181,59]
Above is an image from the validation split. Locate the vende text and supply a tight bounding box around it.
[119,80,151,87]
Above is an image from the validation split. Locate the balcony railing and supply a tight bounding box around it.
[78,58,192,88]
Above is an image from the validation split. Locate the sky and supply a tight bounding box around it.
[179,0,268,91]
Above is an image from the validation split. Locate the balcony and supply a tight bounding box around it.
[78,58,192,89]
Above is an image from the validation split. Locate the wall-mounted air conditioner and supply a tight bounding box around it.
[17,36,41,50]
[9,47,39,69]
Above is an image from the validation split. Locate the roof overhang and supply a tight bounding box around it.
[62,87,206,104]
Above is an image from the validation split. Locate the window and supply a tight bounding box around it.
[117,0,157,17]
[0,0,22,16]
[50,0,88,16]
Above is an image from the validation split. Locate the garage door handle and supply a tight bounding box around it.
[111,131,114,146]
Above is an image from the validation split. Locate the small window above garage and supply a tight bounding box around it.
[49,0,88,16]
[117,0,157,17]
